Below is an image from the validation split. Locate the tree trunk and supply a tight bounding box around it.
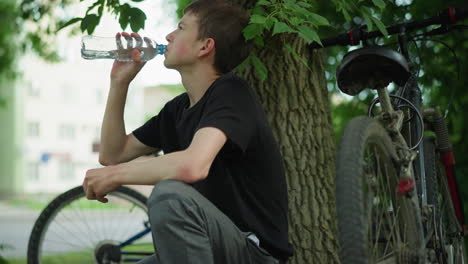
[233,9,340,262]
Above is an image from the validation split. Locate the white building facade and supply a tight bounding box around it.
[9,0,181,195]
[19,47,181,194]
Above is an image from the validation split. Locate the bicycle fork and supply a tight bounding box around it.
[375,86,426,262]
[376,87,418,193]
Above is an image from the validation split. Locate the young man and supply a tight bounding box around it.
[83,0,294,263]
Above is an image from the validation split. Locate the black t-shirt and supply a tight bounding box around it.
[133,73,294,260]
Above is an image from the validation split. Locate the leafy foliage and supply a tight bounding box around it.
[173,0,191,19]
[0,0,21,108]
[0,243,13,264]
[240,0,388,79]
[18,0,147,63]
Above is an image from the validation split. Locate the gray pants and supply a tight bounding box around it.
[136,180,280,264]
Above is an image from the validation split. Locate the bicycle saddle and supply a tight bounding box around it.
[336,47,411,95]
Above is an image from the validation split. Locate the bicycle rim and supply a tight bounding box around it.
[27,186,152,264]
[336,116,424,264]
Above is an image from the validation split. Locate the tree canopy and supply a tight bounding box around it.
[0,0,21,108]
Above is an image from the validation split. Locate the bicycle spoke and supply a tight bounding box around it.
[29,186,151,263]
[376,256,397,264]
[336,117,424,264]
[382,205,400,260]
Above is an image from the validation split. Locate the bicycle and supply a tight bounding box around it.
[310,7,468,264]
[27,185,154,263]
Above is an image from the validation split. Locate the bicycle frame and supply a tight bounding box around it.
[118,224,153,262]
[376,28,466,231]
[368,22,467,261]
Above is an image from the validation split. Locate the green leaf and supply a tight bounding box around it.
[243,23,263,40]
[251,14,267,24]
[341,6,351,21]
[372,0,386,9]
[371,16,388,37]
[251,5,268,16]
[129,7,147,32]
[362,12,373,31]
[235,55,251,73]
[308,13,330,26]
[119,4,130,30]
[57,17,82,32]
[131,0,145,2]
[297,2,312,8]
[80,14,99,34]
[85,0,102,15]
[290,17,304,27]
[256,0,270,6]
[265,17,277,30]
[284,1,301,12]
[291,5,312,20]
[254,36,264,47]
[297,25,322,45]
[272,22,294,35]
[98,3,104,16]
[285,44,311,70]
[251,55,268,80]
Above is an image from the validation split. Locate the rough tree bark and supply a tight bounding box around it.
[232,1,340,262]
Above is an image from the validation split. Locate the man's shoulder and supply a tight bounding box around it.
[209,73,251,98]
[216,72,248,88]
[165,92,189,110]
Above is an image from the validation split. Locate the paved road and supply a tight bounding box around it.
[0,202,40,257]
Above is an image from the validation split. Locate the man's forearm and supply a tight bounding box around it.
[99,81,129,164]
[114,150,207,186]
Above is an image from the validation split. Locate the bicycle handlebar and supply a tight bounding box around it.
[310,7,468,49]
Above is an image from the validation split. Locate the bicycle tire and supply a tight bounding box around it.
[336,116,424,264]
[27,185,152,264]
[423,137,467,264]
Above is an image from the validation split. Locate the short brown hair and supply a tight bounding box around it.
[184,0,252,74]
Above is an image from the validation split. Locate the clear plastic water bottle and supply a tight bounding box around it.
[81,34,166,62]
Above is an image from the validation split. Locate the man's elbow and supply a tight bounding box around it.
[176,163,208,183]
[99,154,119,166]
[98,156,110,166]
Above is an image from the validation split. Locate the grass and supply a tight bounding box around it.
[7,198,50,211]
[7,195,137,212]
[4,243,154,264]
[5,251,94,264]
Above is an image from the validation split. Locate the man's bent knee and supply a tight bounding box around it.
[147,180,189,209]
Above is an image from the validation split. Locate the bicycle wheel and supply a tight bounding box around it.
[27,185,153,264]
[423,137,466,264]
[336,116,424,264]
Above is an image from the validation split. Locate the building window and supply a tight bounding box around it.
[27,81,40,97]
[27,122,40,137]
[27,162,40,181]
[59,124,75,140]
[59,161,75,180]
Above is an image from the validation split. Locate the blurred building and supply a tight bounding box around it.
[0,39,181,197]
[17,40,139,194]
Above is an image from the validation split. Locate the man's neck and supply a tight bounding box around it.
[180,65,221,108]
